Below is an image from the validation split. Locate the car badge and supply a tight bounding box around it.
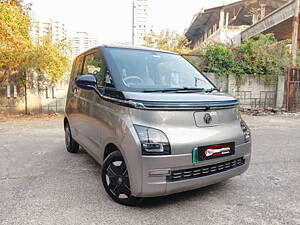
[203,113,212,124]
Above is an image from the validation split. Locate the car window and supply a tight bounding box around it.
[82,53,103,78]
[106,48,213,91]
[82,52,114,88]
[73,55,83,77]
[156,61,209,88]
[104,69,114,88]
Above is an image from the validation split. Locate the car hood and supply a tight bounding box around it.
[122,91,238,109]
[123,91,236,102]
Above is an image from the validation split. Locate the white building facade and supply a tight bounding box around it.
[132,0,150,46]
[31,20,67,43]
[70,32,98,59]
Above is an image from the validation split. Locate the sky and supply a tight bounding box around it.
[24,0,238,44]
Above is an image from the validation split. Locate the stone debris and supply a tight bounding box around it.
[47,112,59,117]
[240,107,300,116]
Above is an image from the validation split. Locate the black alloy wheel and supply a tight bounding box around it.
[101,151,143,206]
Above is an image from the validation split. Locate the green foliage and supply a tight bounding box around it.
[28,37,71,84]
[202,45,242,76]
[235,34,290,78]
[145,32,289,81]
[0,0,32,69]
[188,34,291,81]
[144,30,191,54]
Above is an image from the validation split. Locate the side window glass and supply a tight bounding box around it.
[74,56,83,77]
[82,53,103,77]
[82,52,115,89]
[104,69,114,88]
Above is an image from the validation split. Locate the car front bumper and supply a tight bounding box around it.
[134,142,251,197]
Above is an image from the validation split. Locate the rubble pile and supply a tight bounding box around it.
[239,107,296,116]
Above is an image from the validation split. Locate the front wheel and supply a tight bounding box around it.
[101,151,143,206]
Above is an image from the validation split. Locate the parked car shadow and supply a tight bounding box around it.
[139,181,229,208]
[77,146,88,154]
[76,145,231,207]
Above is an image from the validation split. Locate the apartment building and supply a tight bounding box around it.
[70,32,98,59]
[132,0,150,46]
[31,20,67,43]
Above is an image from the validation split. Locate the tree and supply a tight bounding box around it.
[202,45,242,76]
[144,30,191,54]
[0,0,70,84]
[29,37,71,84]
[235,33,290,77]
[0,0,71,113]
[0,0,32,82]
[186,34,290,81]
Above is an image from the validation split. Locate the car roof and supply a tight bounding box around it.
[79,45,177,57]
[103,45,176,54]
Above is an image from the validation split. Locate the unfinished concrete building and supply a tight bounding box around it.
[185,0,290,48]
[241,0,298,45]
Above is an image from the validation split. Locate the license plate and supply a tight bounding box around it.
[192,142,235,163]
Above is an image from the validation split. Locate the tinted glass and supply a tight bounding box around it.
[82,53,104,80]
[73,56,83,77]
[106,48,213,91]
[82,52,114,88]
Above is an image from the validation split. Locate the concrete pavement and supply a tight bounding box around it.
[0,114,299,225]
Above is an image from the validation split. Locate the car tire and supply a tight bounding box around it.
[65,123,79,153]
[102,151,143,206]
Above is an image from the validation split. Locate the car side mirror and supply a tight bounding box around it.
[75,74,97,90]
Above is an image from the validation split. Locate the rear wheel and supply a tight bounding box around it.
[101,151,143,206]
[64,123,79,153]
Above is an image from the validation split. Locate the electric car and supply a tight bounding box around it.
[64,45,251,205]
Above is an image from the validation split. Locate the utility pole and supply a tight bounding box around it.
[287,0,300,111]
[291,0,300,68]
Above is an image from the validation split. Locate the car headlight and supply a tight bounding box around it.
[134,125,171,155]
[240,120,251,143]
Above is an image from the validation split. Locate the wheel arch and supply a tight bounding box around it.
[101,130,142,197]
[103,143,119,161]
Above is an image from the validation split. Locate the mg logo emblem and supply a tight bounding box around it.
[203,113,212,124]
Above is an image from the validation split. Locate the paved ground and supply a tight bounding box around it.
[0,114,299,225]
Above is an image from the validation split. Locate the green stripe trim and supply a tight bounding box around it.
[192,148,198,164]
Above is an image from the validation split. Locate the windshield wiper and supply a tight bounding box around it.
[143,88,179,93]
[205,88,220,93]
[143,87,205,93]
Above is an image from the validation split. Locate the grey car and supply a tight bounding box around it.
[64,45,251,206]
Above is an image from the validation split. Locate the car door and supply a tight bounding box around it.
[89,51,117,160]
[77,50,106,159]
[66,55,84,142]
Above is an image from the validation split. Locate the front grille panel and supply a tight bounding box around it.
[166,157,245,182]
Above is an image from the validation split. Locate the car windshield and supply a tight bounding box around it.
[106,48,214,92]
